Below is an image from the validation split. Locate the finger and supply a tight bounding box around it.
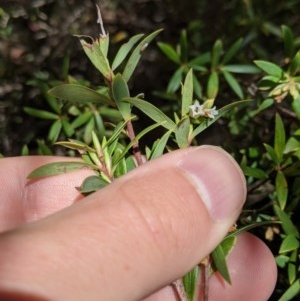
[0,156,94,230]
[0,146,247,301]
[142,233,277,301]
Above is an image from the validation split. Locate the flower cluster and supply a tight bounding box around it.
[189,100,218,119]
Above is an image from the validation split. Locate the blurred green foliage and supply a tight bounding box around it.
[2,0,300,300]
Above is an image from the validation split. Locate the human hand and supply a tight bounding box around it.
[0,146,277,301]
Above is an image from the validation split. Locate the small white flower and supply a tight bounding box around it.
[189,100,218,119]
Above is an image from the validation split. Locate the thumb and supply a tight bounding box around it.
[0,146,246,301]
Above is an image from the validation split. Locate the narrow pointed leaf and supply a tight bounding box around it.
[222,70,244,99]
[181,69,194,116]
[122,29,163,82]
[112,34,144,70]
[211,243,231,284]
[79,37,112,80]
[274,113,286,163]
[278,279,300,301]
[211,39,223,68]
[207,71,219,98]
[254,60,284,78]
[167,68,183,93]
[149,130,172,159]
[222,38,243,64]
[49,84,114,106]
[157,42,180,64]
[276,170,288,209]
[27,161,94,179]
[182,266,200,301]
[125,97,176,130]
[24,107,58,120]
[279,235,299,253]
[274,205,299,237]
[281,25,294,58]
[175,117,190,148]
[112,74,131,120]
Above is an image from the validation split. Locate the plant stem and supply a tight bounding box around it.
[172,279,188,301]
[126,119,144,166]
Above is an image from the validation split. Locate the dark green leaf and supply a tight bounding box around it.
[112,34,144,70]
[207,71,219,98]
[211,39,223,68]
[222,70,244,99]
[79,175,109,194]
[254,60,285,78]
[181,69,194,116]
[278,279,300,301]
[274,205,299,237]
[179,30,188,63]
[241,165,268,179]
[112,74,131,120]
[222,38,243,64]
[27,161,94,179]
[211,243,231,284]
[279,235,299,253]
[222,64,261,74]
[281,25,294,58]
[182,266,200,301]
[125,97,176,130]
[274,113,286,163]
[71,111,93,129]
[149,130,172,159]
[122,29,163,82]
[175,117,191,148]
[264,143,279,165]
[48,119,62,142]
[157,42,180,64]
[288,50,300,76]
[276,170,288,210]
[49,84,114,106]
[79,37,112,80]
[167,68,183,93]
[24,107,58,120]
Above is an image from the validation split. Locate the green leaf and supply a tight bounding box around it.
[167,68,183,93]
[71,111,93,129]
[24,107,58,120]
[274,113,286,163]
[112,74,131,120]
[112,34,144,70]
[222,38,243,64]
[288,250,297,284]
[175,117,191,148]
[55,139,95,152]
[281,25,294,58]
[274,205,299,237]
[122,29,163,82]
[125,97,176,130]
[276,254,290,268]
[222,64,261,74]
[149,130,172,159]
[181,69,194,116]
[27,161,94,179]
[49,84,114,106]
[157,42,180,64]
[61,117,74,137]
[207,71,219,98]
[179,30,188,63]
[278,279,300,301]
[48,119,62,143]
[264,143,279,164]
[288,50,300,76]
[241,165,268,179]
[276,170,288,209]
[254,60,285,78]
[79,175,108,194]
[182,266,200,301]
[79,37,112,80]
[279,235,299,253]
[221,236,236,257]
[211,39,223,68]
[222,70,244,99]
[211,243,231,284]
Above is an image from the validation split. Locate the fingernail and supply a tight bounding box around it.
[177,146,246,222]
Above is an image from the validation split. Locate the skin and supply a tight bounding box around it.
[0,146,277,301]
